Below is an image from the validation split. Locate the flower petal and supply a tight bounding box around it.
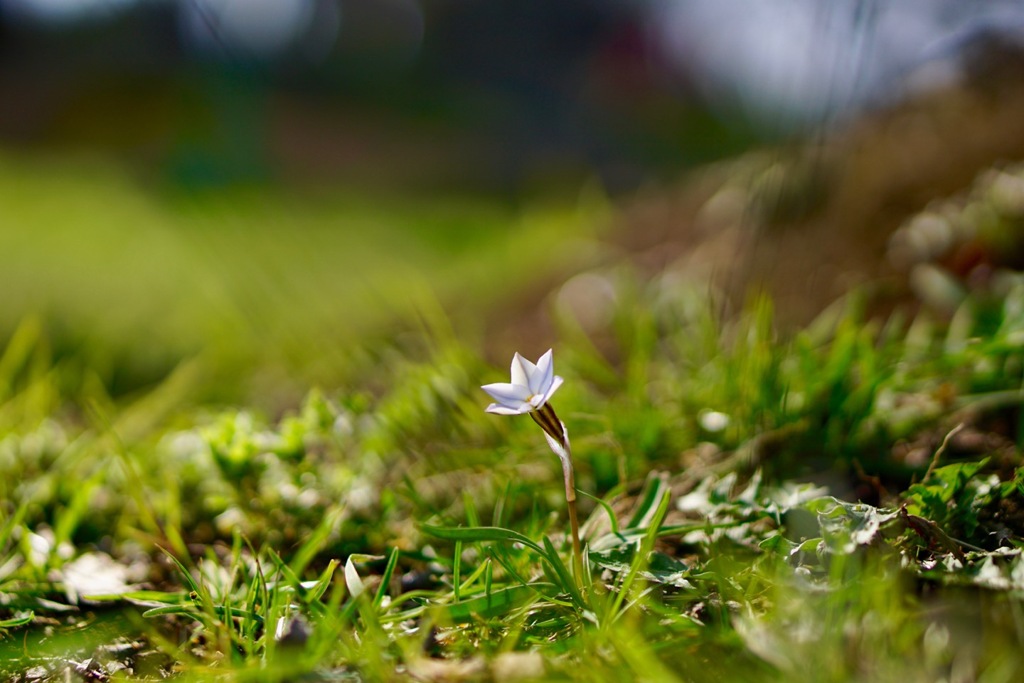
[535,374,563,407]
[509,352,537,389]
[481,382,531,406]
[531,349,555,395]
[486,402,531,415]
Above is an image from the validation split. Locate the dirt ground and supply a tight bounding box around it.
[487,71,1024,356]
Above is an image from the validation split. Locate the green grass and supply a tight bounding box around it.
[0,151,607,403]
[2,154,1024,681]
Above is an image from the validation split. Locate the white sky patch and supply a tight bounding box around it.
[180,0,321,58]
[3,0,137,23]
[647,0,1024,128]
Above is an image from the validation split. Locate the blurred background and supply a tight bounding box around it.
[3,0,1024,402]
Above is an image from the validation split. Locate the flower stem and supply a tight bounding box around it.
[557,440,585,585]
[532,403,585,588]
[566,495,584,584]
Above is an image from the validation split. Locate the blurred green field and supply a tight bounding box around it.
[0,151,608,403]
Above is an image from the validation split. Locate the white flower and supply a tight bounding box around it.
[481,349,564,415]
[482,349,583,577]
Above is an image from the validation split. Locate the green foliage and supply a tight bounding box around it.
[0,152,601,401]
[3,271,1024,680]
[5,157,1024,680]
